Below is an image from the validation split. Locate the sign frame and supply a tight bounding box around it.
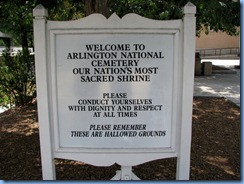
[33,2,196,180]
[51,30,178,152]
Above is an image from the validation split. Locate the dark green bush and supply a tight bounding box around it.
[0,49,36,107]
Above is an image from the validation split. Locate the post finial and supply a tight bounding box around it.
[33,4,48,18]
[183,2,196,15]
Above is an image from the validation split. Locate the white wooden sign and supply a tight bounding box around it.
[33,2,196,180]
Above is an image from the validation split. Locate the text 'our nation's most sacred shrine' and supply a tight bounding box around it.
[66,43,164,82]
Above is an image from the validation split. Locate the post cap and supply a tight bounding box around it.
[183,2,196,14]
[33,4,48,18]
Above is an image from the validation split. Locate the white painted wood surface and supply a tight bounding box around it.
[33,3,196,180]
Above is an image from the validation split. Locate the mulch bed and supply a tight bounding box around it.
[0,97,240,180]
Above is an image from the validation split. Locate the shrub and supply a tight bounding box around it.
[0,49,36,107]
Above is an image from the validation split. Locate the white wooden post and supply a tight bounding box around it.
[33,5,56,180]
[111,166,140,180]
[176,2,196,180]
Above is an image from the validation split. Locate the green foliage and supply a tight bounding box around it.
[194,0,240,36]
[0,0,240,45]
[48,0,84,21]
[0,1,36,48]
[0,50,36,107]
[110,0,183,20]
[110,0,240,36]
[0,0,240,108]
[0,0,84,108]
[0,40,5,46]
[0,0,84,48]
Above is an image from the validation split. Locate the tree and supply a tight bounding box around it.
[0,0,240,48]
[109,0,240,36]
[0,0,85,49]
[0,1,35,49]
[0,49,36,107]
[84,0,110,17]
[48,0,84,21]
[0,0,85,108]
[0,0,240,107]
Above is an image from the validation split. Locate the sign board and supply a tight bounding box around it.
[56,33,173,149]
[33,3,196,180]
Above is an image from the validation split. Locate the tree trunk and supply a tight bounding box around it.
[21,28,28,52]
[2,38,11,48]
[21,32,28,48]
[84,0,110,18]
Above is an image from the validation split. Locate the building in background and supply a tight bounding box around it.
[195,28,240,59]
[0,31,12,47]
[196,29,240,49]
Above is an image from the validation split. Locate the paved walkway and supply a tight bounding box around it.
[194,59,240,106]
